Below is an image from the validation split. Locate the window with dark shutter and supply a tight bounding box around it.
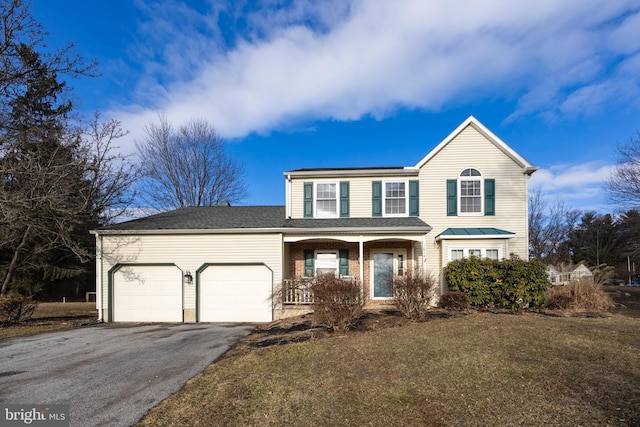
[303,182,313,218]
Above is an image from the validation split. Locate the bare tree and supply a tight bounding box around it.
[81,112,139,224]
[0,0,96,109]
[136,115,247,209]
[528,188,581,264]
[606,131,640,210]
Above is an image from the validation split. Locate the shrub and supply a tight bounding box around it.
[543,278,615,312]
[310,274,363,331]
[0,294,38,325]
[439,291,469,310]
[392,271,437,321]
[443,255,549,310]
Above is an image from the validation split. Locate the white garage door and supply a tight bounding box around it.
[199,264,272,322]
[113,265,182,322]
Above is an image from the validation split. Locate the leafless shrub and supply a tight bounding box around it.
[0,294,37,325]
[439,291,469,310]
[392,271,438,321]
[310,275,363,331]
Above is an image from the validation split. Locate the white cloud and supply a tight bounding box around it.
[108,0,640,140]
[529,161,614,210]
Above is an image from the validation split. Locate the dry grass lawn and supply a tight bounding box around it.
[138,311,640,427]
[0,302,97,340]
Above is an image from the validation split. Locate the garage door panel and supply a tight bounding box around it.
[113,265,182,322]
[200,265,272,323]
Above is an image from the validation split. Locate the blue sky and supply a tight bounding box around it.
[31,0,640,213]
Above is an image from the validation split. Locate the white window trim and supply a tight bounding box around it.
[314,181,339,218]
[382,180,409,217]
[370,249,407,300]
[315,250,339,276]
[448,247,503,263]
[457,168,483,217]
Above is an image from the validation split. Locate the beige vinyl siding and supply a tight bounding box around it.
[419,125,530,275]
[100,233,283,313]
[289,175,416,219]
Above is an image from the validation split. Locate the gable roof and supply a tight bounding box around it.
[283,116,537,178]
[95,206,431,234]
[414,116,537,174]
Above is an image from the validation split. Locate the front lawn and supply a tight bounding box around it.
[138,312,640,426]
[0,302,97,340]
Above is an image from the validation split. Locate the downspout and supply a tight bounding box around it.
[95,232,103,322]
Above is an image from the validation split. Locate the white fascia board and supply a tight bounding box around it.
[284,168,419,178]
[284,233,427,243]
[92,228,286,236]
[414,116,537,173]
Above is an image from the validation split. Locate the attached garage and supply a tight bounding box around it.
[112,265,183,322]
[198,264,273,322]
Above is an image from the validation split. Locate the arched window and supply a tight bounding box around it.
[458,168,482,214]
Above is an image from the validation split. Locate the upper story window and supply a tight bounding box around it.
[304,181,349,218]
[385,181,406,215]
[459,168,482,215]
[316,182,337,217]
[372,180,419,217]
[446,170,494,217]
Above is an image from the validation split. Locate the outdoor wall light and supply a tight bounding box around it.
[184,271,193,284]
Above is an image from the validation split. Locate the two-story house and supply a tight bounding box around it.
[93,116,537,323]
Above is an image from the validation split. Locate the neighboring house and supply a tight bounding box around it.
[93,116,537,323]
[547,264,593,285]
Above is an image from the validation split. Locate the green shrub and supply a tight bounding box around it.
[392,271,437,321]
[0,294,38,325]
[310,274,363,331]
[443,256,549,310]
[439,291,469,310]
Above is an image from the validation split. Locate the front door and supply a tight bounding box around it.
[371,249,407,299]
[373,252,394,298]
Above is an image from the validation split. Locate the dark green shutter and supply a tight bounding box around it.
[446,179,457,216]
[372,181,382,217]
[340,181,350,217]
[485,179,495,216]
[409,180,419,216]
[339,250,349,276]
[303,182,313,218]
[304,250,314,277]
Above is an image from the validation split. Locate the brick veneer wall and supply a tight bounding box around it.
[287,241,413,304]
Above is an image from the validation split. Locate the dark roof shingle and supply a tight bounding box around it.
[98,206,431,232]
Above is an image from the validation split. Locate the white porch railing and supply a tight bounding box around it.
[282,277,361,305]
[283,278,315,304]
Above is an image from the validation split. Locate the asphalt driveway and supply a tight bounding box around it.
[0,323,254,426]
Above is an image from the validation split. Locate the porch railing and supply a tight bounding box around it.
[282,276,360,305]
[282,278,315,304]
